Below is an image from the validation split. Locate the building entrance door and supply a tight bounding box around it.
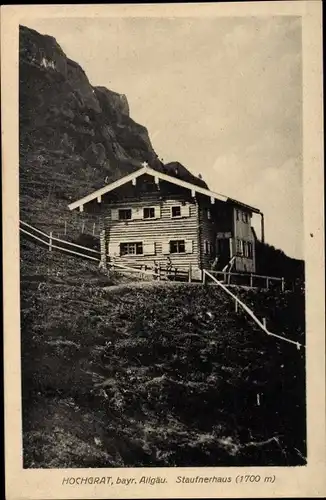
[216,237,231,270]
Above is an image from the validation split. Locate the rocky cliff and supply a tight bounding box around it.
[19,25,207,233]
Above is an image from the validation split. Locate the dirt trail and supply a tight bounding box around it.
[102,280,203,293]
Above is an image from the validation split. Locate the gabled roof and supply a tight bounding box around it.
[68,165,260,214]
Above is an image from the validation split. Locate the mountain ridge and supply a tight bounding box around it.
[19,24,207,234]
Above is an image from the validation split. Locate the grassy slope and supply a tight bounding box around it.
[21,241,306,468]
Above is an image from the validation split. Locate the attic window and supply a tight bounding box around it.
[143,207,155,219]
[242,212,249,223]
[171,206,181,218]
[118,208,132,220]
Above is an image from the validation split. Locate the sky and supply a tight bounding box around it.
[24,16,303,259]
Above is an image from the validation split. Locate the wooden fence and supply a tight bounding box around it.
[52,219,101,239]
[206,269,285,291]
[203,270,305,350]
[20,220,101,262]
[20,221,181,280]
[20,221,286,288]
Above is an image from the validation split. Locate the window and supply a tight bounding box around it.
[143,207,155,219]
[204,240,214,255]
[236,239,243,256]
[243,241,248,258]
[171,206,181,218]
[242,212,249,223]
[247,241,253,259]
[118,208,132,220]
[120,242,143,256]
[243,241,253,259]
[170,239,185,253]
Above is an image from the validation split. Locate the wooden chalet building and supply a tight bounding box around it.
[68,164,264,278]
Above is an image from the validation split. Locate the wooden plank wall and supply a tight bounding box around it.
[198,203,215,269]
[233,207,256,272]
[197,199,235,269]
[104,194,200,271]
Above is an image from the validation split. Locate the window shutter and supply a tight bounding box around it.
[143,241,156,255]
[162,242,170,254]
[132,207,142,220]
[154,205,161,219]
[109,242,120,257]
[185,240,193,254]
[111,209,119,221]
[181,205,190,217]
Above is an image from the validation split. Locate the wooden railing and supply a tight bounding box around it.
[20,221,175,280]
[206,269,285,291]
[20,221,285,288]
[20,221,101,261]
[203,270,304,350]
[105,260,158,279]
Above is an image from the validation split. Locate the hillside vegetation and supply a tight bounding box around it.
[255,240,305,286]
[21,241,306,468]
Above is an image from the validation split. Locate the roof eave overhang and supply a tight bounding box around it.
[68,165,260,214]
[227,198,261,215]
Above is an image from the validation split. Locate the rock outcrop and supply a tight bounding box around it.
[19,25,207,231]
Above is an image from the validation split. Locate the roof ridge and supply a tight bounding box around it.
[68,164,260,214]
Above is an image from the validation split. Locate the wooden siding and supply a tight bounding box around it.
[91,179,258,274]
[198,204,216,269]
[197,199,235,269]
[233,207,256,272]
[104,196,200,271]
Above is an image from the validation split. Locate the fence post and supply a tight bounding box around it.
[188,263,192,283]
[92,223,95,236]
[250,273,253,288]
[235,299,238,313]
[158,264,161,281]
[262,317,267,329]
[281,277,285,292]
[49,231,53,252]
[203,270,206,284]
[81,221,85,234]
[99,230,107,269]
[64,220,67,236]
[266,277,269,290]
